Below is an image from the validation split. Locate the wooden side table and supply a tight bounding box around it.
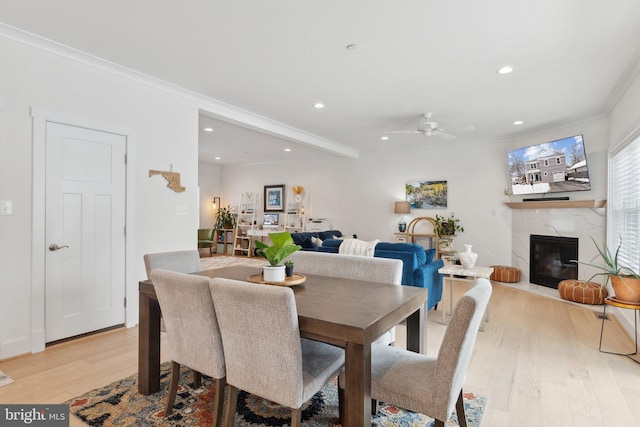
[599,297,640,364]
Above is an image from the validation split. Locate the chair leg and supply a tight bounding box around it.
[371,399,378,415]
[164,361,181,417]
[193,370,202,388]
[456,389,468,427]
[212,377,226,427]
[290,407,302,427]
[223,385,238,427]
[337,382,345,424]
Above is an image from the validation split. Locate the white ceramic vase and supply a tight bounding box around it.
[459,244,478,269]
[263,265,286,283]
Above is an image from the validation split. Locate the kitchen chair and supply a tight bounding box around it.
[288,251,403,345]
[149,269,226,425]
[198,228,215,256]
[362,278,491,426]
[144,250,203,386]
[209,278,345,427]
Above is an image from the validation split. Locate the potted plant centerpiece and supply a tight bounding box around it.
[434,212,464,252]
[574,237,640,303]
[254,231,301,282]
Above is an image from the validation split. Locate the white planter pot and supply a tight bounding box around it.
[263,265,286,283]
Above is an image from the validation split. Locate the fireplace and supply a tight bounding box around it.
[529,235,578,288]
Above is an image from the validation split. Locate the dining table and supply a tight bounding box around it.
[138,265,428,427]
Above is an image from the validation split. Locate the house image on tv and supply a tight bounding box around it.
[525,148,567,183]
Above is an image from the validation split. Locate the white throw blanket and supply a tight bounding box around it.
[338,238,380,257]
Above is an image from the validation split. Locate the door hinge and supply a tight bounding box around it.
[124,297,127,308]
[124,225,126,236]
[124,153,127,164]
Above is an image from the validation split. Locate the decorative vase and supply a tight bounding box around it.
[263,265,286,283]
[398,218,407,232]
[610,275,640,303]
[459,244,478,269]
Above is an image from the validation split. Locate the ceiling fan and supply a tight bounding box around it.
[385,113,472,140]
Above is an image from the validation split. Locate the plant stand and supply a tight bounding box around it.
[599,297,640,364]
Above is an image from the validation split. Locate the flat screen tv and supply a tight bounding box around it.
[506,134,591,196]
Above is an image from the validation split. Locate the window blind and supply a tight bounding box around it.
[609,135,640,274]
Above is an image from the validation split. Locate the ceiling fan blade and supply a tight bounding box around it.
[436,132,456,140]
[384,130,423,134]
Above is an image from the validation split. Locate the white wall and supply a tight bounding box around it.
[0,36,200,358]
[221,139,515,267]
[198,162,222,229]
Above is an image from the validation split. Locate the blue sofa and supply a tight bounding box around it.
[319,239,444,311]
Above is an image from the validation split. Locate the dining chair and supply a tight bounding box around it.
[143,249,201,278]
[143,249,203,386]
[288,251,403,345]
[149,269,226,425]
[363,278,492,426]
[209,278,345,427]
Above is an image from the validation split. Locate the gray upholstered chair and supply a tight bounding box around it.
[143,250,203,386]
[143,249,201,278]
[149,269,226,425]
[365,278,492,426]
[287,251,403,345]
[209,278,345,427]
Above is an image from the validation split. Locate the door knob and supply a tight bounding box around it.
[49,243,69,251]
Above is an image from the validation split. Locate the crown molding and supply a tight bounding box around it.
[603,45,640,114]
[0,23,358,159]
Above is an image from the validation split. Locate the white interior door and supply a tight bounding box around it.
[45,122,126,342]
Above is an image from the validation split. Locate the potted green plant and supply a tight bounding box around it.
[254,231,301,282]
[213,205,237,231]
[434,213,464,252]
[284,259,294,277]
[574,237,640,303]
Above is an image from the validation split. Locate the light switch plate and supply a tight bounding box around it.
[0,200,13,216]
[176,206,188,216]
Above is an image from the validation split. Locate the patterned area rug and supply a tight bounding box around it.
[0,370,14,388]
[66,362,486,426]
[199,255,266,271]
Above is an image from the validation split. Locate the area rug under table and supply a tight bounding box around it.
[66,362,486,427]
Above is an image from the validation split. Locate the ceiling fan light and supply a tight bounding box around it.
[313,102,324,109]
[381,136,389,140]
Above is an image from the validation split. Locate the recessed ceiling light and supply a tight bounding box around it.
[313,102,324,109]
[203,127,214,132]
[381,136,389,140]
[284,148,291,152]
[513,120,524,125]
[215,156,221,160]
[497,66,514,74]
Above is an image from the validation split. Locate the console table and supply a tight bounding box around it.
[438,265,494,327]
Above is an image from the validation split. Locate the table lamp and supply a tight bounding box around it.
[394,201,411,232]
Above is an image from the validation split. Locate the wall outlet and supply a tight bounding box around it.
[176,205,188,215]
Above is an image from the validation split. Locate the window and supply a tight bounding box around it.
[544,159,549,166]
[556,157,561,164]
[609,134,640,274]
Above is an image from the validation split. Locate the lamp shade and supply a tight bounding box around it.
[394,201,411,214]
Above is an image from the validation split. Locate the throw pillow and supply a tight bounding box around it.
[299,237,315,249]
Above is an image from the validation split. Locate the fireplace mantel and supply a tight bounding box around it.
[504,199,606,209]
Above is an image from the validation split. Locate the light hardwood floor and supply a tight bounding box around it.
[1,280,639,426]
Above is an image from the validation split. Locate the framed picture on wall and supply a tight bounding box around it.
[405,180,448,209]
[264,184,285,212]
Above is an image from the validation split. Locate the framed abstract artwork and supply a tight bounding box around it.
[405,180,447,209]
[264,184,285,212]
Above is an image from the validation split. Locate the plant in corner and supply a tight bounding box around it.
[573,237,640,303]
[213,205,237,230]
[254,231,301,282]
